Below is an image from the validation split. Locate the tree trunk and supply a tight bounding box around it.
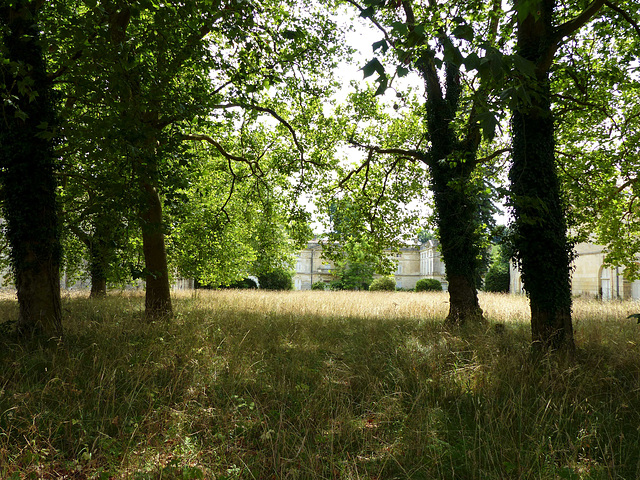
[89,264,107,298]
[141,182,173,319]
[510,0,574,351]
[89,220,111,298]
[419,59,484,325]
[429,161,484,325]
[0,2,63,338]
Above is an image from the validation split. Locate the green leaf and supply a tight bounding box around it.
[464,53,480,71]
[372,39,388,54]
[390,21,408,37]
[397,66,409,77]
[362,58,385,79]
[443,41,464,67]
[374,76,388,96]
[452,24,474,42]
[478,111,498,141]
[558,467,579,480]
[627,313,640,323]
[14,110,28,121]
[512,54,536,78]
[282,29,301,40]
[359,6,375,19]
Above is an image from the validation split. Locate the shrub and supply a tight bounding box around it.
[223,278,258,289]
[484,262,510,292]
[369,276,396,291]
[311,281,328,291]
[416,278,442,292]
[258,268,293,291]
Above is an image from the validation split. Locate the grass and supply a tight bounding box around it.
[1,290,639,479]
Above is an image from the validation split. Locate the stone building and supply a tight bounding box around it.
[510,242,640,300]
[293,239,447,291]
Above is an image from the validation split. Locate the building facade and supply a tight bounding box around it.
[510,242,640,300]
[293,239,447,291]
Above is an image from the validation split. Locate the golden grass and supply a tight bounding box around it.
[0,290,639,479]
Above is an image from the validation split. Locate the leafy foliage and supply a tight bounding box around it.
[258,268,293,291]
[311,281,328,291]
[369,276,396,291]
[484,262,510,293]
[415,278,442,292]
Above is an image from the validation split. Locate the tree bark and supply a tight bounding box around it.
[0,2,63,338]
[510,0,574,351]
[141,182,173,319]
[429,160,484,325]
[418,59,484,325]
[88,220,112,298]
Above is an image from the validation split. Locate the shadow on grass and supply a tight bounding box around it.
[0,293,639,479]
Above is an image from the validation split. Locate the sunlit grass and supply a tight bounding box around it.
[1,290,639,479]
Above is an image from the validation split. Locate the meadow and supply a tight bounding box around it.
[1,290,639,479]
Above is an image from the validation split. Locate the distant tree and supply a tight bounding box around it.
[336,0,509,325]
[324,234,377,291]
[311,281,328,291]
[416,228,435,245]
[483,246,510,293]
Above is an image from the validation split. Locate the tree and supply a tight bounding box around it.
[54,0,343,316]
[483,245,510,293]
[0,1,62,338]
[555,7,640,281]
[416,278,443,292]
[337,0,509,324]
[369,276,396,291]
[506,0,629,350]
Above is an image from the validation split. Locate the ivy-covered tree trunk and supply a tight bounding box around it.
[141,182,173,319]
[0,2,62,337]
[420,60,484,325]
[430,162,483,324]
[510,0,574,351]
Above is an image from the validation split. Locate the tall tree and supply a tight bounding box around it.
[507,0,625,350]
[0,1,62,337]
[54,0,343,314]
[337,0,507,324]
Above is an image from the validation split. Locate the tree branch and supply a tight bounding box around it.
[338,149,374,189]
[604,1,640,37]
[555,0,608,41]
[476,147,510,164]
[347,138,424,161]
[181,133,263,177]
[344,0,396,49]
[539,0,608,70]
[211,102,317,169]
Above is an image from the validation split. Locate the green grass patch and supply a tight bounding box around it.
[0,291,639,479]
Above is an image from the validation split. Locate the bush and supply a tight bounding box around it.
[258,268,293,291]
[311,281,328,291]
[223,278,258,289]
[369,276,396,292]
[415,278,442,292]
[484,262,510,292]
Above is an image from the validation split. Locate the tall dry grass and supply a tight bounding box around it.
[0,290,639,479]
